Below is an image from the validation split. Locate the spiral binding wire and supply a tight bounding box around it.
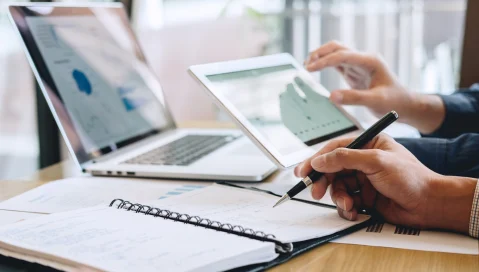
[109,199,293,253]
[110,199,276,238]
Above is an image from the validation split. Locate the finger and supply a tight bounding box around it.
[307,51,374,72]
[340,175,363,208]
[296,161,313,178]
[306,41,347,65]
[337,207,358,221]
[330,89,379,107]
[298,135,383,178]
[340,174,362,193]
[297,137,360,178]
[331,178,354,212]
[311,148,386,175]
[294,161,323,178]
[294,163,302,177]
[310,176,329,200]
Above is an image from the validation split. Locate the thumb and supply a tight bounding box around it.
[330,89,377,107]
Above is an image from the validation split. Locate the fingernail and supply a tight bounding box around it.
[311,185,320,200]
[318,176,327,185]
[336,196,345,210]
[342,210,353,221]
[331,92,343,103]
[297,163,304,175]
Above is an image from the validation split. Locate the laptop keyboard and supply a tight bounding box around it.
[124,134,240,166]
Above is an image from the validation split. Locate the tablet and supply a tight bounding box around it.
[189,53,363,168]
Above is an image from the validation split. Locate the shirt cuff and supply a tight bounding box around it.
[469,179,479,238]
[423,94,472,138]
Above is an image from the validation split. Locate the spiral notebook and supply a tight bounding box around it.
[0,184,370,272]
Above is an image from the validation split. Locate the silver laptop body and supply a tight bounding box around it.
[9,3,276,182]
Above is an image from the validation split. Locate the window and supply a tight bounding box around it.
[0,0,467,178]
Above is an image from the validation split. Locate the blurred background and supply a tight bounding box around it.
[0,0,472,179]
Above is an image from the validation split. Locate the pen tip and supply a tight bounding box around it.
[273,194,291,208]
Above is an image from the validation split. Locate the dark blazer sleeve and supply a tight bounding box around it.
[396,134,479,178]
[424,89,479,138]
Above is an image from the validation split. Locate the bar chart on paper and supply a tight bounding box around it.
[158,185,206,199]
[333,221,478,255]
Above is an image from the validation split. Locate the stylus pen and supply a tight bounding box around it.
[273,111,399,208]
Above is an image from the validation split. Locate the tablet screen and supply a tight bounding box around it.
[207,64,358,155]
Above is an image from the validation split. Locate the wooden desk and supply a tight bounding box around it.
[2,122,479,272]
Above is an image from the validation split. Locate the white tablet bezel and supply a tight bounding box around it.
[189,53,363,169]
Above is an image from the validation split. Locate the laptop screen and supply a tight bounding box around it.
[9,5,172,164]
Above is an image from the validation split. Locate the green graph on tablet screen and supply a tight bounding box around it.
[207,65,356,155]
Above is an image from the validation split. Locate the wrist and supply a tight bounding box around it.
[402,94,445,134]
[424,175,477,234]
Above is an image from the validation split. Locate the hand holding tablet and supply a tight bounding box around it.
[189,53,363,168]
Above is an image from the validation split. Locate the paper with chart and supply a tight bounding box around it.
[148,184,369,243]
[25,16,167,153]
[332,220,479,255]
[0,177,208,214]
[207,65,357,155]
[239,174,477,255]
[0,206,277,272]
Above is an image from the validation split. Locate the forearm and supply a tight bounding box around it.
[397,134,479,178]
[416,90,479,138]
[401,94,445,134]
[425,176,477,234]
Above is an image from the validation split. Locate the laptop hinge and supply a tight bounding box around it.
[81,127,178,168]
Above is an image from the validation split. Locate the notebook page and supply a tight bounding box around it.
[0,206,277,272]
[0,211,43,227]
[0,177,210,214]
[148,184,370,243]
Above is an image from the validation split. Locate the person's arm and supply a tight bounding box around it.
[396,133,479,178]
[427,175,477,236]
[370,90,479,136]
[305,42,479,135]
[421,90,479,138]
[400,93,445,134]
[294,134,479,237]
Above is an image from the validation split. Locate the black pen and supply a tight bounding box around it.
[273,111,399,208]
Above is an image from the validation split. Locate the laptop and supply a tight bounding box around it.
[8,3,276,182]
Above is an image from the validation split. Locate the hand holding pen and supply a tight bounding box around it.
[274,111,399,208]
[273,111,473,233]
[293,133,477,236]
